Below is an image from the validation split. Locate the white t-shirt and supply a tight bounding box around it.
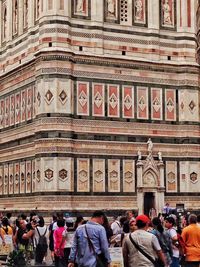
[168,228,179,258]
[111,220,121,235]
[34,226,49,247]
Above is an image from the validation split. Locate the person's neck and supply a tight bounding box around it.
[90,218,100,224]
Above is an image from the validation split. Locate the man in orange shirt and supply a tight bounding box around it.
[181,214,200,267]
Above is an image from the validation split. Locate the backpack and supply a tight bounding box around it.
[155,230,173,256]
[36,227,48,252]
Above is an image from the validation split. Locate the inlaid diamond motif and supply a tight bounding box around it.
[153,97,161,112]
[59,90,68,104]
[189,100,196,113]
[180,102,184,110]
[78,91,87,107]
[94,92,103,108]
[166,98,174,112]
[124,94,132,110]
[138,96,146,111]
[45,90,53,104]
[109,93,118,109]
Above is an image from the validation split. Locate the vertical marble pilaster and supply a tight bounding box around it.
[148,0,159,29]
[136,160,143,187]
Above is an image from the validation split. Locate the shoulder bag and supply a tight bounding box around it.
[129,233,164,267]
[85,225,108,267]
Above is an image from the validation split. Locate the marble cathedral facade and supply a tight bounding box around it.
[0,0,199,214]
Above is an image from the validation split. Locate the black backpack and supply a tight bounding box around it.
[36,227,48,252]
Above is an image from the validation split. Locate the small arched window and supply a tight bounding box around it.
[23,0,28,28]
[35,0,40,20]
[3,6,7,40]
[13,0,18,35]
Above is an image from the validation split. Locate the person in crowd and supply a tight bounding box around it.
[54,218,66,267]
[151,217,172,267]
[110,216,126,247]
[111,215,121,236]
[123,210,135,233]
[49,214,57,264]
[129,217,137,233]
[102,214,113,244]
[181,214,200,267]
[165,216,179,267]
[197,214,200,227]
[68,210,111,267]
[123,214,166,267]
[0,216,13,247]
[23,215,48,265]
[74,216,84,230]
[14,218,34,263]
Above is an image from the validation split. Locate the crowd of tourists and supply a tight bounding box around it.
[0,208,199,267]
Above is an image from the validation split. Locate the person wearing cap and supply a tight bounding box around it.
[68,210,111,267]
[123,214,166,267]
[165,216,179,267]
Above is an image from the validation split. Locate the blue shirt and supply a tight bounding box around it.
[69,221,111,267]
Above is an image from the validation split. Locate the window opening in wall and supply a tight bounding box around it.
[79,46,83,51]
[23,0,28,29]
[35,0,40,21]
[49,42,52,47]
[3,7,7,41]
[120,0,128,22]
[13,0,18,35]
[168,56,171,60]
[122,51,126,55]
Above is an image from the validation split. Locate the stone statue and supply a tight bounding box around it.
[137,151,142,161]
[76,0,84,13]
[163,0,172,25]
[147,138,153,154]
[107,0,115,15]
[135,0,143,20]
[158,151,162,162]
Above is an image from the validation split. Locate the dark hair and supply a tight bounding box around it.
[152,217,164,233]
[56,212,63,219]
[74,216,84,230]
[38,216,45,227]
[197,214,200,223]
[57,219,65,227]
[188,214,197,224]
[2,217,9,227]
[92,210,105,218]
[165,217,175,226]
[52,214,57,221]
[6,213,12,219]
[21,214,27,220]
[136,220,146,229]
[120,216,127,226]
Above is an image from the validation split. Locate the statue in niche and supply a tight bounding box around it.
[143,173,156,186]
[137,151,142,161]
[107,0,115,16]
[163,0,172,25]
[76,0,84,13]
[147,138,153,155]
[135,0,143,20]
[158,152,163,162]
